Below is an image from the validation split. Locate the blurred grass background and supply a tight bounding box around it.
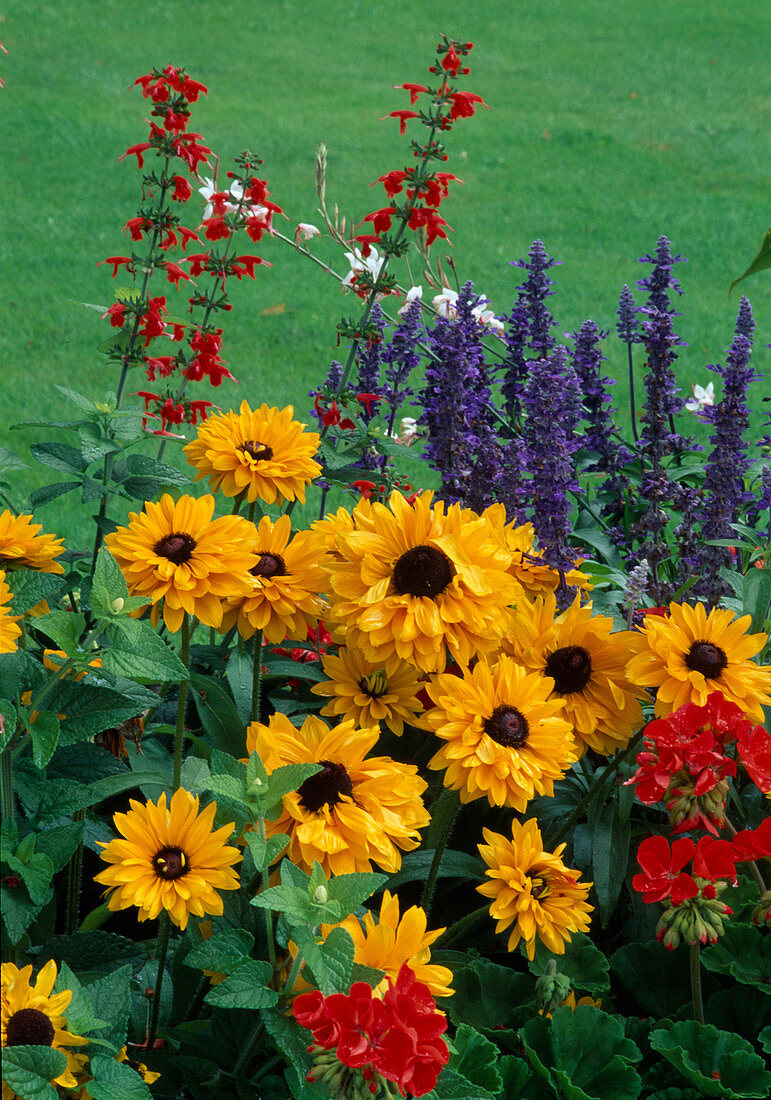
[1,0,769,547]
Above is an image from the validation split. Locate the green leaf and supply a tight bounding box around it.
[326,871,388,917]
[204,958,279,1009]
[295,925,355,995]
[449,958,536,1030]
[52,678,156,741]
[730,227,771,295]
[429,1068,497,1099]
[527,931,610,995]
[521,1005,642,1100]
[28,609,86,652]
[0,697,17,750]
[650,1019,771,1098]
[54,962,110,1035]
[265,762,322,805]
[30,440,89,475]
[1,880,52,943]
[29,481,80,508]
[190,674,247,756]
[36,931,140,974]
[0,1047,67,1100]
[19,709,61,769]
[0,445,28,471]
[452,1024,503,1095]
[759,1026,771,1054]
[82,964,133,1050]
[124,452,191,486]
[701,923,771,990]
[7,571,67,616]
[611,941,691,1017]
[91,548,129,607]
[260,1007,315,1084]
[5,849,54,905]
[87,1054,154,1100]
[387,848,485,890]
[185,929,255,973]
[251,883,313,925]
[225,648,253,725]
[743,566,771,634]
[589,799,630,926]
[102,618,190,682]
[261,657,326,682]
[33,820,86,873]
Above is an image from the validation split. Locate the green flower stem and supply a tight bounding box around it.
[690,941,704,1024]
[626,343,639,445]
[436,903,489,948]
[550,729,645,847]
[251,628,264,724]
[64,809,86,936]
[1,748,14,821]
[278,947,305,1008]
[421,787,460,916]
[147,912,171,1048]
[173,613,191,789]
[231,488,247,515]
[235,1019,267,1079]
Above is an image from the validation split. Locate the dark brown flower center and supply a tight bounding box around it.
[240,440,273,463]
[298,759,354,813]
[152,846,189,880]
[154,533,196,565]
[530,875,550,900]
[484,705,529,748]
[544,645,593,694]
[392,544,454,599]
[685,641,727,680]
[250,552,287,579]
[5,1007,55,1047]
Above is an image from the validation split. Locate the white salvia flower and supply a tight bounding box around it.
[397,416,418,445]
[685,382,715,413]
[295,222,321,242]
[342,246,384,290]
[472,306,505,337]
[398,285,423,315]
[198,177,270,224]
[432,288,458,319]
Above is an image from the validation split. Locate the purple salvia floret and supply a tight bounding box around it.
[636,235,686,314]
[522,345,581,594]
[381,298,423,435]
[418,282,495,505]
[616,284,640,344]
[693,301,756,605]
[735,295,756,341]
[758,465,771,543]
[501,240,561,419]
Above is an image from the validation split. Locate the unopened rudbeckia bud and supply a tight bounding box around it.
[111,597,125,613]
[313,884,328,904]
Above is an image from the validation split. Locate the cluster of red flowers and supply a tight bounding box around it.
[626,691,771,833]
[354,36,488,266]
[294,965,448,1098]
[99,66,282,435]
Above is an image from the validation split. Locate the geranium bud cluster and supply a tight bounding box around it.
[293,965,449,1098]
[100,69,282,435]
[626,690,771,833]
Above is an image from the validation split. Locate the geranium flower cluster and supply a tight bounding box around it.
[100,66,282,434]
[633,820,771,947]
[294,965,449,1098]
[626,690,771,833]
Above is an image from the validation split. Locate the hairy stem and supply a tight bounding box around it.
[173,613,191,788]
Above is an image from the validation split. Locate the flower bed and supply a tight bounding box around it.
[1,37,770,1100]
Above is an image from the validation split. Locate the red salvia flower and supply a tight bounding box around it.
[171,175,192,202]
[447,90,490,119]
[99,256,134,278]
[102,303,127,328]
[395,82,428,104]
[386,109,421,135]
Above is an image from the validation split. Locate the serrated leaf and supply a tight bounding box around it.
[204,958,278,1009]
[19,709,60,769]
[82,964,133,1050]
[261,658,326,682]
[296,926,354,995]
[37,931,140,974]
[452,1024,503,1095]
[6,850,54,905]
[429,1068,496,1099]
[326,871,388,917]
[102,618,190,682]
[0,697,17,750]
[251,883,312,925]
[87,1054,154,1100]
[449,959,535,1030]
[266,762,322,804]
[124,452,190,485]
[30,440,89,474]
[610,941,693,1018]
[0,1047,67,1100]
[78,423,118,464]
[7,571,67,616]
[185,928,255,973]
[27,609,86,652]
[260,1007,315,1082]
[54,962,110,1035]
[29,481,80,508]
[650,1019,771,1098]
[33,820,86,873]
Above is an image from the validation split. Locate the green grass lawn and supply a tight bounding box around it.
[1,0,769,546]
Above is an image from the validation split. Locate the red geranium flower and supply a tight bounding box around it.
[692,836,737,883]
[632,835,698,905]
[736,722,771,793]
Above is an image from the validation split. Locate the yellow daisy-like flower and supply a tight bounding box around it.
[104,493,257,632]
[477,818,593,959]
[325,490,519,674]
[312,498,376,557]
[94,788,241,930]
[503,593,646,757]
[1,960,89,1093]
[0,511,65,574]
[427,654,576,810]
[246,713,429,876]
[220,513,328,642]
[476,505,590,599]
[0,571,22,654]
[322,890,453,1000]
[625,601,771,721]
[183,400,322,505]
[311,648,426,736]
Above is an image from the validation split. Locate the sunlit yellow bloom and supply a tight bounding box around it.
[477,818,593,959]
[322,890,453,1000]
[503,593,646,756]
[105,493,256,632]
[1,960,89,1094]
[625,601,771,720]
[0,511,65,573]
[477,504,590,598]
[247,713,429,876]
[183,401,321,504]
[0,571,21,653]
[311,648,426,735]
[427,654,576,810]
[95,789,241,930]
[220,513,328,642]
[325,490,519,673]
